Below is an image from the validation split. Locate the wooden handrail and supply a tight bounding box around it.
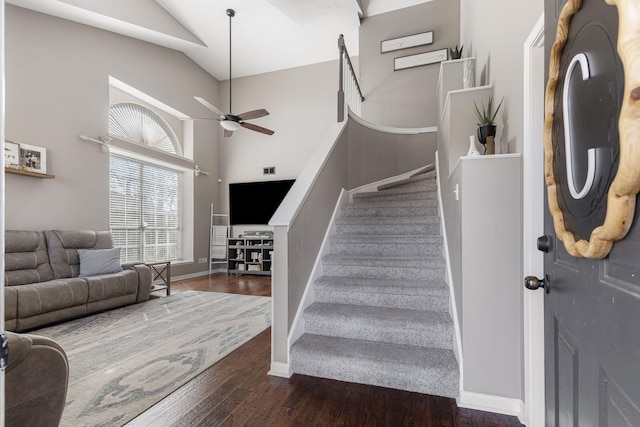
[338,34,364,122]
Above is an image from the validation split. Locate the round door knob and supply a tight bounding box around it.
[524,275,550,293]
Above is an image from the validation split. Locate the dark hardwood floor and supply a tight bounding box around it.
[131,274,524,427]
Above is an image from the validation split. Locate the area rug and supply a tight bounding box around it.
[33,290,271,427]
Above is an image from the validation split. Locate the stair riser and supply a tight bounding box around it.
[341,206,437,218]
[329,243,441,257]
[377,177,436,192]
[335,223,440,236]
[314,289,450,312]
[353,192,436,203]
[330,235,442,245]
[378,180,437,193]
[349,198,438,209]
[291,353,458,398]
[323,264,445,281]
[303,315,453,349]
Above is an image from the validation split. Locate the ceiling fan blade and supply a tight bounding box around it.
[194,96,225,116]
[224,129,234,137]
[236,109,270,121]
[241,122,275,136]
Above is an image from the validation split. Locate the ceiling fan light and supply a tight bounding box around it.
[220,120,241,131]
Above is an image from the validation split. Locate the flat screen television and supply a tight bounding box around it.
[229,179,295,225]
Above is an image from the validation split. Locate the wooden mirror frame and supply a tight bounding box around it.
[544,0,640,259]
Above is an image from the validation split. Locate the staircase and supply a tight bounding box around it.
[290,168,459,398]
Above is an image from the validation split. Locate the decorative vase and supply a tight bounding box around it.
[467,135,480,156]
[477,124,497,147]
[463,58,475,89]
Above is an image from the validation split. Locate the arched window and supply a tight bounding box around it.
[108,102,184,263]
[109,102,182,156]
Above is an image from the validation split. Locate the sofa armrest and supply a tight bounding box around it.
[5,332,69,427]
[124,263,152,302]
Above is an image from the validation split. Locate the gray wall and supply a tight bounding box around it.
[460,0,543,154]
[347,122,436,189]
[359,0,460,128]
[5,5,220,277]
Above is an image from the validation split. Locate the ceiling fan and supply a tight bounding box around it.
[194,9,274,138]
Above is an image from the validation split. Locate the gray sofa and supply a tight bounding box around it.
[5,331,69,427]
[4,230,153,332]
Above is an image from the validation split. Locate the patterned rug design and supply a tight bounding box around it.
[33,290,271,426]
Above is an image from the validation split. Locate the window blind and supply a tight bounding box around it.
[109,154,182,263]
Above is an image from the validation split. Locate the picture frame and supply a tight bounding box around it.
[4,141,20,169]
[381,31,433,53]
[394,48,448,71]
[19,143,47,174]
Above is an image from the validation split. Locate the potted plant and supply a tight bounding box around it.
[473,96,504,153]
[449,45,463,60]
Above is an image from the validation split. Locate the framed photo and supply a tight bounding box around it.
[19,143,47,174]
[381,31,434,53]
[4,141,20,169]
[394,48,448,71]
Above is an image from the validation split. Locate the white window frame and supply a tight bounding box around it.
[109,153,184,263]
[107,77,196,266]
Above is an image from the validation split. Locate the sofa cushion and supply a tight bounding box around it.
[5,287,18,331]
[78,248,124,277]
[4,231,54,286]
[16,278,89,319]
[44,230,114,279]
[83,270,138,302]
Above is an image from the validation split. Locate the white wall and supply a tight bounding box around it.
[359,0,460,128]
[5,5,220,277]
[458,0,544,408]
[460,0,543,154]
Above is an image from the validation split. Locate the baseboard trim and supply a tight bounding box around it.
[458,390,524,419]
[268,362,292,378]
[169,269,225,284]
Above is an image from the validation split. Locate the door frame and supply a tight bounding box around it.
[522,13,545,427]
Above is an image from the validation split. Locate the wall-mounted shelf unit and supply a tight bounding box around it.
[5,168,55,179]
[227,237,273,276]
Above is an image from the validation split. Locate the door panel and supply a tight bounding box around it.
[543,0,640,426]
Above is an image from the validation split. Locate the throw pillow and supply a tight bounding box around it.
[78,248,124,277]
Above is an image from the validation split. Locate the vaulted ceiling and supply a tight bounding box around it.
[6,0,432,80]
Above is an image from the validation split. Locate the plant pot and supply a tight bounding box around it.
[477,124,496,146]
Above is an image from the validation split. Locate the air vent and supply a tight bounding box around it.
[263,166,276,175]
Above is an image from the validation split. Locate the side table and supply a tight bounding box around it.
[147,261,171,296]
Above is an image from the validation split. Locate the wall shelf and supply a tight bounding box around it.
[5,168,55,179]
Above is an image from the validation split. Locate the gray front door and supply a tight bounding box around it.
[543,0,640,425]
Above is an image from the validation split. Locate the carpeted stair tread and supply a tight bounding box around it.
[329,241,441,257]
[291,334,459,398]
[313,276,449,311]
[322,264,445,281]
[330,234,442,245]
[335,215,439,226]
[348,198,436,209]
[341,204,437,218]
[303,303,453,348]
[335,222,440,236]
[314,275,447,292]
[322,254,444,268]
[314,286,449,311]
[353,187,437,201]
